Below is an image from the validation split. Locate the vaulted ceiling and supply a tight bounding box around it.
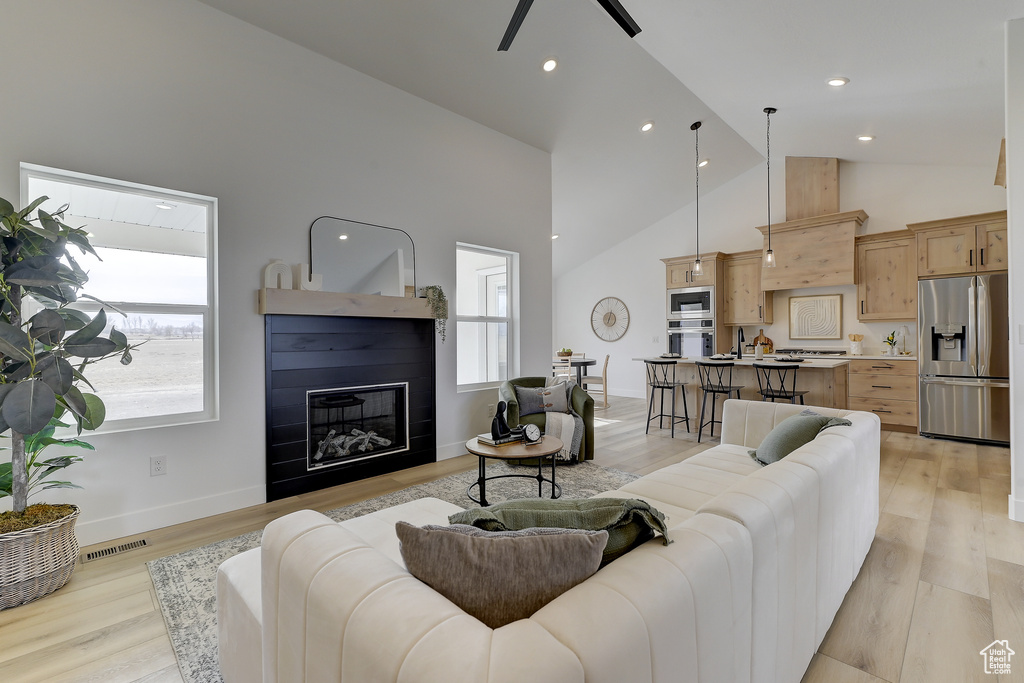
[196,0,1023,272]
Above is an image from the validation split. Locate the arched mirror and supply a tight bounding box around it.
[309,217,416,296]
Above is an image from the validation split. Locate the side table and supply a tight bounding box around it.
[464,436,564,506]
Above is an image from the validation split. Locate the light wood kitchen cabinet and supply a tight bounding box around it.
[908,211,1007,277]
[663,253,719,288]
[977,221,1008,271]
[721,251,774,325]
[755,210,867,291]
[855,232,916,321]
[847,358,917,431]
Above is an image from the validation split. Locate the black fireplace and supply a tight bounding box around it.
[265,314,436,501]
[307,383,409,470]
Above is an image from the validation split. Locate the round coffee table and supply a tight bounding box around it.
[465,436,564,506]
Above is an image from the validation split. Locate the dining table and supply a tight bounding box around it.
[554,356,597,384]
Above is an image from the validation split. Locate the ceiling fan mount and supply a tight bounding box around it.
[498,0,641,52]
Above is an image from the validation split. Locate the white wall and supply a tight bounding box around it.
[1006,18,1024,521]
[1,0,553,545]
[555,161,1006,398]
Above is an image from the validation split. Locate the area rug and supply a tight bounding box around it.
[148,461,639,683]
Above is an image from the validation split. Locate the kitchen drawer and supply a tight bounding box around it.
[849,359,918,376]
[848,397,918,426]
[848,373,917,401]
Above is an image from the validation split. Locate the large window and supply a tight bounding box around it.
[456,244,517,387]
[20,164,218,430]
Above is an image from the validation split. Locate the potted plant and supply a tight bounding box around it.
[0,195,137,610]
[883,330,898,356]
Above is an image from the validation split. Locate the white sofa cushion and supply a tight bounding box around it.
[591,444,760,527]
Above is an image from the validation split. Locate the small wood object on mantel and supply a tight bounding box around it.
[753,328,773,353]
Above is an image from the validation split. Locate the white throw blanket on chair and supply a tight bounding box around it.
[544,411,578,462]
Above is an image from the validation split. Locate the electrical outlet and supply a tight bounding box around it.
[486,403,496,419]
[652,335,659,343]
[150,455,167,477]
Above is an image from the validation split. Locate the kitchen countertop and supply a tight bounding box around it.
[634,356,850,368]
[633,354,917,368]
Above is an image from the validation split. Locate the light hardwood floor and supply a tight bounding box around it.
[0,396,1016,682]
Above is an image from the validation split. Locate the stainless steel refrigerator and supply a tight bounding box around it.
[919,273,1010,445]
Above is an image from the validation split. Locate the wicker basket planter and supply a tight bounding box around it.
[0,506,80,610]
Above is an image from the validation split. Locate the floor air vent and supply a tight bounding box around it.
[83,538,148,562]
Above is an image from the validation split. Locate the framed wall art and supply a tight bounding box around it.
[789,294,842,340]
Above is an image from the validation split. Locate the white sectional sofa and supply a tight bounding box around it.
[217,399,880,683]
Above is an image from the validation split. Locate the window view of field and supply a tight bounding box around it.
[84,315,205,422]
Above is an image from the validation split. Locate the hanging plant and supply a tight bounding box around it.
[422,285,448,343]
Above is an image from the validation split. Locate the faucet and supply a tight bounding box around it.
[736,327,745,359]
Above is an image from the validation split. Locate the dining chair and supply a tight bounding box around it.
[695,361,744,442]
[551,357,572,382]
[752,362,808,404]
[579,354,609,408]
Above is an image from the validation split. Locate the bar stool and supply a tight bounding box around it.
[644,359,689,437]
[695,361,744,442]
[752,362,808,404]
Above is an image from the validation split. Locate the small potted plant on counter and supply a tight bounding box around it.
[883,330,898,356]
[0,195,138,610]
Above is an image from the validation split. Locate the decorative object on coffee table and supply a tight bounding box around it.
[490,400,512,440]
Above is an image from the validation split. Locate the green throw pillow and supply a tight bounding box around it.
[749,410,852,466]
[449,497,670,565]
[396,522,607,629]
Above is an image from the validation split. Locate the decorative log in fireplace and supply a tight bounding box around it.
[264,313,435,501]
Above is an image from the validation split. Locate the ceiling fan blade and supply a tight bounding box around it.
[593,0,642,38]
[498,0,537,51]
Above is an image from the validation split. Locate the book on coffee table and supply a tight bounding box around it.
[476,433,524,446]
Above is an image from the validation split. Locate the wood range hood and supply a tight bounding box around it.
[756,157,867,291]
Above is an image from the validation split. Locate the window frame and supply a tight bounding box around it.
[455,243,519,392]
[19,163,219,433]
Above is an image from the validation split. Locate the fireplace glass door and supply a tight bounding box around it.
[307,382,409,470]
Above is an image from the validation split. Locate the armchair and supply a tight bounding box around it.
[498,377,594,461]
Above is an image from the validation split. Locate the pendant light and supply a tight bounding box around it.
[691,120,703,276]
[763,107,777,268]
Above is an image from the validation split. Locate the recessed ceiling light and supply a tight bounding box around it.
[338,234,349,240]
[827,77,850,87]
[698,159,709,168]
[857,135,874,142]
[154,202,175,210]
[640,120,655,133]
[542,58,557,72]
[551,234,560,240]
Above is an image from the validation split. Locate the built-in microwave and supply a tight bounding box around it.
[667,319,714,357]
[667,286,714,319]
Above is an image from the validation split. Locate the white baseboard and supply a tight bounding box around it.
[609,388,644,399]
[75,485,265,547]
[437,441,470,461]
[1009,493,1024,522]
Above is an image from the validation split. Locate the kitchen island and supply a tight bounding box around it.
[634,356,850,415]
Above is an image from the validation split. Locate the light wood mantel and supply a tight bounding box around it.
[257,288,433,318]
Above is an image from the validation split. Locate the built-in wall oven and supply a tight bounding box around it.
[667,319,715,357]
[667,286,714,319]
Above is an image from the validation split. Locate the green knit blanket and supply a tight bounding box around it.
[449,498,671,564]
